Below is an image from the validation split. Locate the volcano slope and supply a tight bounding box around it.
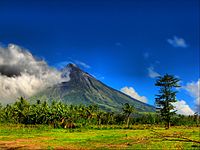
[31,63,155,112]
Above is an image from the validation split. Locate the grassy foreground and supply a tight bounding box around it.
[0,124,199,149]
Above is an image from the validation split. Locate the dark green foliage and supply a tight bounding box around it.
[171,114,199,126]
[122,103,136,127]
[0,97,199,128]
[155,74,180,129]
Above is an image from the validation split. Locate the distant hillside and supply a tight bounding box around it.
[31,63,155,112]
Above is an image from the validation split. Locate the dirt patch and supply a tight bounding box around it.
[0,141,27,149]
[0,137,85,150]
[0,137,55,149]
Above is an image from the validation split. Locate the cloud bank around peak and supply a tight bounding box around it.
[0,44,69,104]
[120,86,148,103]
[55,59,91,70]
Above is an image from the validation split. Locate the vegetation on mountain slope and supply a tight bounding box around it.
[30,64,155,112]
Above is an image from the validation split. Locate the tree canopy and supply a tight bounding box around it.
[155,74,180,129]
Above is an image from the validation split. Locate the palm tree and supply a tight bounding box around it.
[2,104,13,123]
[13,97,30,124]
[122,103,135,127]
[97,111,104,126]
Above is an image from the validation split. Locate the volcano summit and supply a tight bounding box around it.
[31,63,155,112]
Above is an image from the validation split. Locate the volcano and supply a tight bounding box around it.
[31,63,155,112]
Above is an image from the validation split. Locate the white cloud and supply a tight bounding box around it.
[183,79,200,112]
[74,60,91,69]
[167,36,188,48]
[120,86,148,103]
[0,43,70,104]
[55,60,90,69]
[147,66,160,78]
[55,61,71,69]
[172,100,194,116]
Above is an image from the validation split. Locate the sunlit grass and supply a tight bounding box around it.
[0,124,199,149]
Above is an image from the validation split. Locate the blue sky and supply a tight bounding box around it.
[0,0,199,114]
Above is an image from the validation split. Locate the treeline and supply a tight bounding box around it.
[0,97,199,128]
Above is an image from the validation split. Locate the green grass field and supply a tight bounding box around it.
[0,124,199,149]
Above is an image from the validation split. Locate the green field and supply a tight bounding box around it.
[0,124,199,149]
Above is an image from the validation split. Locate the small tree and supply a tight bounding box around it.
[122,103,135,127]
[155,74,180,129]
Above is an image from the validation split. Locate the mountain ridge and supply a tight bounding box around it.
[31,63,155,112]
